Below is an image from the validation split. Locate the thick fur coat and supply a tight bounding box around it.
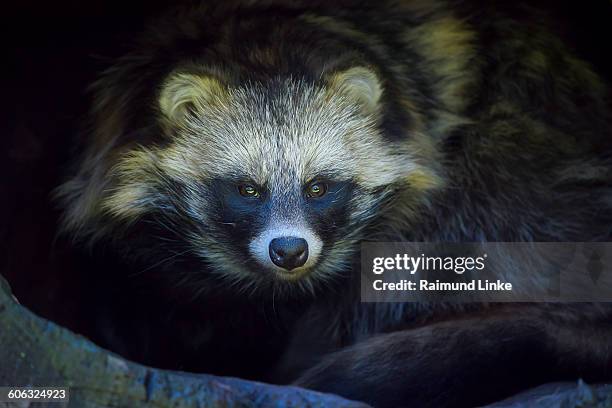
[57,1,612,407]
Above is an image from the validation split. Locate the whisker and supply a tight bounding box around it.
[129,248,194,277]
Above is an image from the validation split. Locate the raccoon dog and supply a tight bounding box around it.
[57,1,612,407]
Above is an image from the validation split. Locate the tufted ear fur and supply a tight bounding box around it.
[158,73,228,121]
[327,66,383,114]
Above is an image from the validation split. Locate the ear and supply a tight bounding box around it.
[158,73,227,121]
[327,66,383,114]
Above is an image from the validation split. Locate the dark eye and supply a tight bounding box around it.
[306,181,327,198]
[238,184,260,198]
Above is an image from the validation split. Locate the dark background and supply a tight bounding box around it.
[1,0,612,337]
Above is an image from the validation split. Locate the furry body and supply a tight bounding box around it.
[58,1,612,407]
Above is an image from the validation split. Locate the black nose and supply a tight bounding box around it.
[269,237,309,270]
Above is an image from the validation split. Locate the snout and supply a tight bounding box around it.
[249,224,322,276]
[269,237,309,270]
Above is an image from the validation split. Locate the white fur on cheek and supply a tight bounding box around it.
[249,223,323,273]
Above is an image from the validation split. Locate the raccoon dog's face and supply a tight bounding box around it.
[63,66,438,294]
